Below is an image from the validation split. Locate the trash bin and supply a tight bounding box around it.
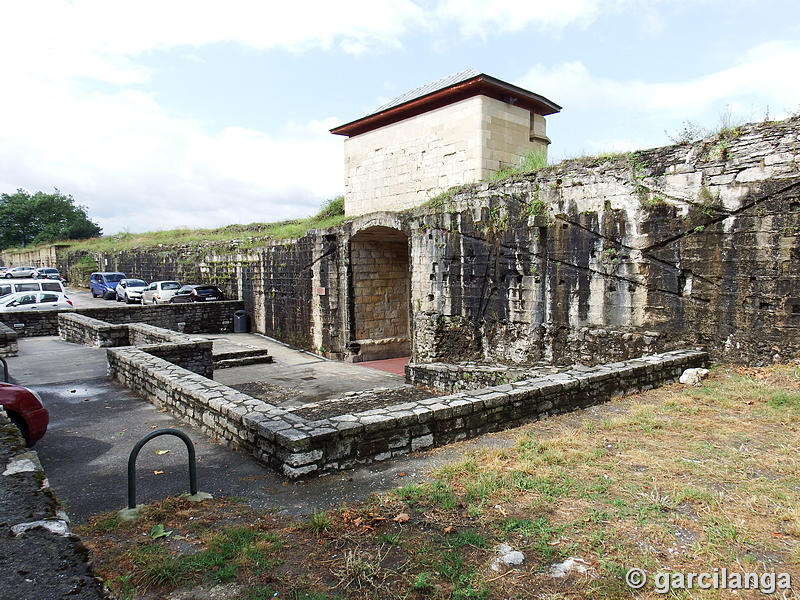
[233,310,249,333]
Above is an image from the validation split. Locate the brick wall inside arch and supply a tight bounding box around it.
[350,227,410,359]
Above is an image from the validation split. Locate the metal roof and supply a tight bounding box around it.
[372,69,481,115]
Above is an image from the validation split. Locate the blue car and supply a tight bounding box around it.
[89,272,126,300]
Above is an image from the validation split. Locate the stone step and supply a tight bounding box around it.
[213,353,274,369]
[213,348,273,361]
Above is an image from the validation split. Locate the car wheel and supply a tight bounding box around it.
[126,295,133,304]
[7,412,31,447]
[4,273,11,278]
[91,290,98,298]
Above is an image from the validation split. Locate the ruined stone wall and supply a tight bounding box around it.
[0,322,18,357]
[1,301,242,338]
[0,244,69,268]
[404,117,800,366]
[108,342,707,478]
[52,116,800,366]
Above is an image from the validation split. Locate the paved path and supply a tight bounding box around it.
[3,337,477,523]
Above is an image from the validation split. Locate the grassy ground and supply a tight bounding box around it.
[78,362,800,599]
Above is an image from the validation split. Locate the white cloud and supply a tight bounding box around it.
[518,40,800,121]
[0,75,342,234]
[434,0,604,35]
[1,0,797,236]
[0,0,426,86]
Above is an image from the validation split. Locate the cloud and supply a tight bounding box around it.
[0,76,343,234]
[434,0,605,36]
[518,40,800,121]
[0,0,426,86]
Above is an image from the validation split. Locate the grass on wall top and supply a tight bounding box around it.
[8,196,348,254]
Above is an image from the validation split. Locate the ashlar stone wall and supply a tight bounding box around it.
[343,96,548,216]
[349,226,411,360]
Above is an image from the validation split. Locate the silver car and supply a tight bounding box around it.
[115,278,148,304]
[4,266,36,278]
[141,280,181,305]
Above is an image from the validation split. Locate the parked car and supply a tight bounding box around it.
[141,280,181,305]
[89,272,126,299]
[0,279,67,298]
[33,267,63,280]
[115,278,148,304]
[169,284,225,303]
[4,266,36,278]
[0,291,74,312]
[0,382,49,446]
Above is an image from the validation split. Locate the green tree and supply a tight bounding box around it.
[0,189,102,249]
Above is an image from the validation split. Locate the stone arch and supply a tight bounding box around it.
[348,225,411,362]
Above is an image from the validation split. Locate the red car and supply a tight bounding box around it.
[0,382,48,446]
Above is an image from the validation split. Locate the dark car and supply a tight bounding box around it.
[169,284,225,303]
[0,382,49,446]
[33,267,63,280]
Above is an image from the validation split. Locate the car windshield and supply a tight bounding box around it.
[41,282,62,291]
[161,282,180,290]
[105,274,124,283]
[0,285,11,298]
[43,268,58,273]
[196,287,219,294]
[127,279,147,286]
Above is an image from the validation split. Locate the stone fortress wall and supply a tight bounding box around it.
[6,116,800,368]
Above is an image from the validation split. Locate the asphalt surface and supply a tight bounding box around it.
[6,336,504,524]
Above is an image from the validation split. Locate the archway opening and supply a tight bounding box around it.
[348,226,410,364]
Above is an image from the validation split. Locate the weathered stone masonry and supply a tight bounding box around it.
[106,342,706,477]
[55,117,800,367]
[0,300,243,338]
[59,313,214,378]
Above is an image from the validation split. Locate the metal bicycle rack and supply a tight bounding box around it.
[127,428,198,510]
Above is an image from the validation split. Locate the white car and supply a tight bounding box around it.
[0,291,73,312]
[4,266,36,278]
[115,278,149,304]
[141,280,181,305]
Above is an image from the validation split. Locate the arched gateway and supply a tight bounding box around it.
[347,225,410,362]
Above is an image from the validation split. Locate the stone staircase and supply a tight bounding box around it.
[213,347,273,369]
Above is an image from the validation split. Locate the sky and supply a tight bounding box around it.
[1,1,798,235]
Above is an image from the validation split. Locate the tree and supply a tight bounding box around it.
[0,189,102,249]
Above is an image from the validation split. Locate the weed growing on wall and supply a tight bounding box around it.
[491,149,548,182]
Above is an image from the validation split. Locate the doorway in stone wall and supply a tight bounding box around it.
[348,226,411,371]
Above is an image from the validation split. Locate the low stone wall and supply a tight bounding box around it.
[0,410,106,599]
[106,346,282,459]
[58,313,127,347]
[0,321,18,357]
[129,324,214,379]
[107,342,707,478]
[406,361,560,393]
[1,300,243,338]
[58,315,213,378]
